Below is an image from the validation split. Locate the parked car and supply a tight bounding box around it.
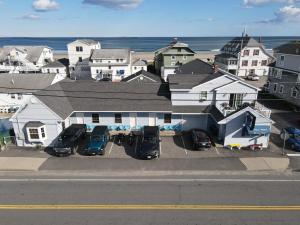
[280,127,300,151]
[192,129,212,150]
[85,126,110,155]
[246,74,260,81]
[53,124,87,156]
[138,126,160,160]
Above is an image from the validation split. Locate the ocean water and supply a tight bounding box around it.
[0,37,299,52]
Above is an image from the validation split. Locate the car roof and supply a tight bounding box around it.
[92,126,108,134]
[63,124,86,135]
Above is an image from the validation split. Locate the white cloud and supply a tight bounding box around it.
[244,0,299,7]
[20,14,41,20]
[33,0,59,12]
[83,0,143,10]
[259,5,300,23]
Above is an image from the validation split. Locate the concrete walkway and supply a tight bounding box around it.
[0,157,48,171]
[240,157,290,171]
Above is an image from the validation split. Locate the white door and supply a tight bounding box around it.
[149,113,156,126]
[130,113,137,128]
[77,113,85,124]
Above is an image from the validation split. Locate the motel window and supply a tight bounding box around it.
[273,83,278,92]
[92,114,100,123]
[115,113,122,124]
[253,49,260,56]
[279,85,284,94]
[242,60,248,67]
[291,88,298,98]
[200,91,208,101]
[243,50,250,56]
[29,129,39,140]
[261,60,267,66]
[164,114,172,124]
[252,60,258,67]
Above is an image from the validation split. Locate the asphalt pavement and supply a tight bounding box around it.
[0,175,300,225]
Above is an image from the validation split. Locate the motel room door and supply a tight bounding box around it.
[130,113,137,128]
[149,113,156,126]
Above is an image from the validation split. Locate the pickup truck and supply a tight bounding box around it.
[85,126,110,155]
[53,124,87,156]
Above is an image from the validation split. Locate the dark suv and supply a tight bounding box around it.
[138,126,160,160]
[85,126,110,155]
[53,124,87,156]
[191,129,212,150]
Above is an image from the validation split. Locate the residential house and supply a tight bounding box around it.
[41,60,68,80]
[215,35,272,77]
[267,41,300,107]
[67,39,101,78]
[0,73,60,114]
[131,59,147,74]
[0,46,54,73]
[154,39,195,81]
[90,49,133,81]
[11,60,273,148]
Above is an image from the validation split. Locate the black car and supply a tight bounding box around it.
[191,129,212,150]
[53,124,87,156]
[138,126,160,160]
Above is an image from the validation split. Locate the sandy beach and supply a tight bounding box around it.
[54,51,219,63]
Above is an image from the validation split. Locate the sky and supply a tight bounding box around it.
[0,0,300,37]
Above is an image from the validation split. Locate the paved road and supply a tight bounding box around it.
[1,175,300,224]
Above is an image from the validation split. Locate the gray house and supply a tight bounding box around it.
[267,41,300,107]
[11,60,273,148]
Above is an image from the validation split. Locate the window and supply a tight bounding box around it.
[17,94,22,100]
[29,129,39,140]
[250,69,255,75]
[47,69,50,73]
[291,88,298,98]
[171,55,176,60]
[253,49,260,56]
[56,69,59,73]
[243,50,250,56]
[273,83,278,92]
[134,67,137,70]
[280,55,285,62]
[200,91,208,101]
[242,60,248,67]
[252,60,258,66]
[115,113,122,123]
[279,85,284,94]
[78,57,83,62]
[92,114,100,123]
[116,59,120,62]
[183,55,187,60]
[108,66,112,70]
[41,127,46,138]
[261,60,267,66]
[76,46,83,52]
[96,69,99,74]
[229,60,237,65]
[164,114,172,124]
[178,49,182,53]
[11,94,15,99]
[120,59,124,62]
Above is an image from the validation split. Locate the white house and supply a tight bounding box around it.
[41,60,68,80]
[11,60,273,149]
[0,46,54,73]
[90,49,133,81]
[0,73,59,114]
[67,39,101,78]
[131,59,147,74]
[215,35,273,77]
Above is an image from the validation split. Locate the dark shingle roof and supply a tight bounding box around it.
[274,41,300,55]
[122,70,162,83]
[0,73,57,93]
[172,105,210,114]
[175,59,215,75]
[35,80,171,119]
[42,61,66,68]
[215,53,237,59]
[221,36,263,53]
[168,72,224,90]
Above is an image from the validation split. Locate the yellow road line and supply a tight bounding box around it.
[0,205,300,211]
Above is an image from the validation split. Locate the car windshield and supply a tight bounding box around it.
[295,135,300,141]
[91,135,104,142]
[144,136,157,144]
[59,134,72,141]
